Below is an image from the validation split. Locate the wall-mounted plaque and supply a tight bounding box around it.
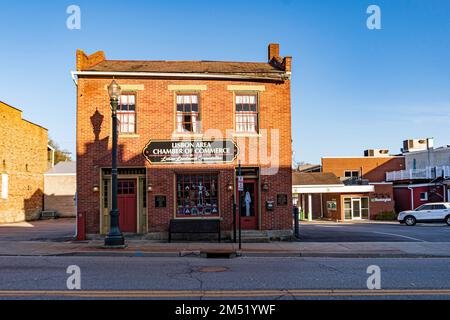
[277,194,288,206]
[155,195,167,208]
[143,139,239,164]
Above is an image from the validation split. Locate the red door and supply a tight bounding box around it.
[118,180,137,233]
[236,179,258,230]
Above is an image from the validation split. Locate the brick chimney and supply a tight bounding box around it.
[283,56,292,73]
[268,43,280,61]
[76,50,106,71]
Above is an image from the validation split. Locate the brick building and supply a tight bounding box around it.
[0,101,49,223]
[73,44,293,240]
[293,151,405,221]
[321,151,405,220]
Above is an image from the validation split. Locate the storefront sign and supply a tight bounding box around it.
[371,198,392,203]
[143,139,239,164]
[327,201,337,211]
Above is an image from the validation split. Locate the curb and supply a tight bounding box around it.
[2,251,450,259]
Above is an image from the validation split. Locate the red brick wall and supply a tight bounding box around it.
[322,157,405,182]
[76,77,292,234]
[0,102,48,223]
[368,183,396,217]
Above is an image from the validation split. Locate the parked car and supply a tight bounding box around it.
[398,202,450,226]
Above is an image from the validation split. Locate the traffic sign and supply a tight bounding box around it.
[238,176,244,192]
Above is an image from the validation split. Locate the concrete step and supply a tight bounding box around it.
[233,231,270,243]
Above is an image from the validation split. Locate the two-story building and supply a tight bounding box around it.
[386,138,450,212]
[0,101,49,223]
[73,44,293,240]
[321,151,405,220]
[293,150,405,221]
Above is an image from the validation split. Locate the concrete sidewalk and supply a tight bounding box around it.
[1,239,450,258]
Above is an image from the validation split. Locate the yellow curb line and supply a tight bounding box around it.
[0,289,450,298]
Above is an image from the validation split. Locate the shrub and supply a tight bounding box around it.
[373,211,397,221]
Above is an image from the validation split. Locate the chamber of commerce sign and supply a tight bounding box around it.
[143,139,239,164]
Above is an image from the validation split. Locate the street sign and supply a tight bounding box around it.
[238,176,244,192]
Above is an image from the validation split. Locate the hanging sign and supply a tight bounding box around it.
[237,176,244,192]
[143,139,239,164]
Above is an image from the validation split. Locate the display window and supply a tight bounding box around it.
[176,174,219,217]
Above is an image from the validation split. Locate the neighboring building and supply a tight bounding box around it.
[0,101,49,223]
[73,44,293,240]
[44,161,77,217]
[297,164,321,173]
[320,150,405,220]
[292,172,374,221]
[386,138,450,212]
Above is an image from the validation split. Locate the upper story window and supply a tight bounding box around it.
[118,94,136,134]
[176,94,200,134]
[235,94,258,133]
[344,170,360,179]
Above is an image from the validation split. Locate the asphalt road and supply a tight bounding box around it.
[0,256,450,299]
[298,222,450,242]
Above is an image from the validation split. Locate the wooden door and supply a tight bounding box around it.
[118,180,137,233]
[236,179,258,230]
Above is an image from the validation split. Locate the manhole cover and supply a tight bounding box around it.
[198,266,229,273]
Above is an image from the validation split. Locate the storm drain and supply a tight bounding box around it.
[198,266,229,273]
[200,251,237,259]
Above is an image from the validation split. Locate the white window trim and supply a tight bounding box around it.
[420,192,428,201]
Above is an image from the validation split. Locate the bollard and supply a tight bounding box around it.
[76,212,86,241]
[293,207,300,238]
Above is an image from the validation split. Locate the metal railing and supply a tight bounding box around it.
[386,166,450,181]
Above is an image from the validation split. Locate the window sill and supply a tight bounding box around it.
[119,134,140,139]
[232,132,262,138]
[172,133,204,138]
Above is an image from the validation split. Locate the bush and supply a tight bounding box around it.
[373,211,397,221]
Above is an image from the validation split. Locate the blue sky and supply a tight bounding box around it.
[0,0,449,164]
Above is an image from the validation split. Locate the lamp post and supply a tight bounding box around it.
[104,80,125,247]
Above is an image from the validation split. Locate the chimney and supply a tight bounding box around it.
[283,56,292,73]
[268,43,280,61]
[76,50,106,71]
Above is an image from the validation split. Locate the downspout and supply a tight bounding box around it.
[71,70,78,239]
[408,186,414,210]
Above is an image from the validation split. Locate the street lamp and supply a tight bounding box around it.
[104,79,125,247]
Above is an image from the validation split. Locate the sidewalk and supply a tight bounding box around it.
[1,239,450,258]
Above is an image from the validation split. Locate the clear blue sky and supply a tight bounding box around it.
[0,0,449,164]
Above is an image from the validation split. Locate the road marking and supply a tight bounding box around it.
[0,289,450,298]
[371,231,426,242]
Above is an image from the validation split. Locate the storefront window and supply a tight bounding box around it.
[176,174,219,217]
[361,197,369,219]
[344,198,352,219]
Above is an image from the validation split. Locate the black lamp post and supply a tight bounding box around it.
[104,79,125,247]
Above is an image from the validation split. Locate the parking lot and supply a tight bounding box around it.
[0,218,75,242]
[298,221,450,242]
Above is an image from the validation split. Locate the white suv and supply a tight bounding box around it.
[398,202,450,226]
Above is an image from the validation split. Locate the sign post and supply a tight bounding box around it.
[238,161,243,251]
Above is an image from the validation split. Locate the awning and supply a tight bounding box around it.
[292,185,375,194]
